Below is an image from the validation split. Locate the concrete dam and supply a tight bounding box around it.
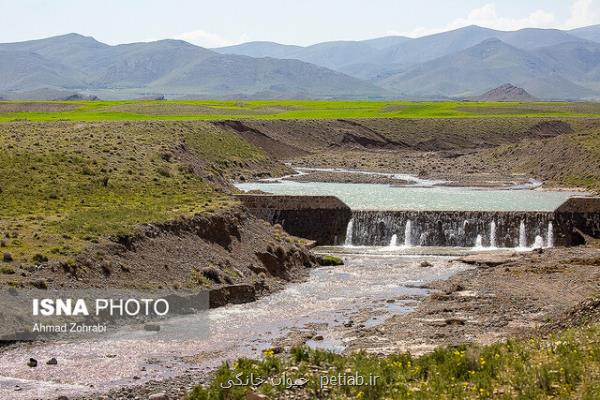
[236,195,600,248]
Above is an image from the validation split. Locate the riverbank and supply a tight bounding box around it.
[182,245,600,400]
[20,244,591,400]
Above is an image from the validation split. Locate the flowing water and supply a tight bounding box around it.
[547,222,554,248]
[2,176,576,398]
[0,254,472,400]
[519,220,527,248]
[490,221,497,248]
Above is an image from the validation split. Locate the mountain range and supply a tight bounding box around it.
[1,24,600,100]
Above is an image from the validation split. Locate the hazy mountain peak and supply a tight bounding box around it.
[474,83,537,101]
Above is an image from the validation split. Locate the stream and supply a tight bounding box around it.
[0,253,472,399]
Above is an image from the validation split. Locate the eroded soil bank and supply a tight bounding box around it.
[3,208,317,296]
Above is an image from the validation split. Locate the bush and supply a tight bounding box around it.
[317,255,344,266]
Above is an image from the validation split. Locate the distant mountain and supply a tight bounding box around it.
[217,40,383,70]
[361,36,411,50]
[473,83,537,101]
[217,26,588,84]
[0,34,387,99]
[3,24,600,100]
[373,26,586,67]
[0,50,85,90]
[214,41,302,58]
[378,38,597,99]
[569,25,600,43]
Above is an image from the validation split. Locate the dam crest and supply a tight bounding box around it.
[236,195,600,248]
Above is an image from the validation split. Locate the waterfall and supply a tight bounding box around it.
[344,218,354,246]
[389,234,398,248]
[490,220,497,248]
[519,220,527,248]
[547,222,554,248]
[474,234,483,249]
[344,210,556,248]
[533,235,544,249]
[404,220,413,247]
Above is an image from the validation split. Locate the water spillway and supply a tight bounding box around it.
[345,210,557,248]
[237,194,600,247]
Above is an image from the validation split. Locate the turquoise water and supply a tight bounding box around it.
[235,181,581,211]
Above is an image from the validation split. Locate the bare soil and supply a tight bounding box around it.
[0,102,82,113]
[341,247,600,355]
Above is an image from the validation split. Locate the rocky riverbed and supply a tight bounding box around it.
[3,244,599,400]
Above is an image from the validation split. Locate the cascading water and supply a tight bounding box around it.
[344,219,354,247]
[404,220,413,247]
[389,234,398,248]
[343,211,558,248]
[474,234,483,249]
[533,235,544,249]
[519,220,527,248]
[547,222,554,248]
[490,220,497,248]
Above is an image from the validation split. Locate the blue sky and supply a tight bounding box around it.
[0,0,598,47]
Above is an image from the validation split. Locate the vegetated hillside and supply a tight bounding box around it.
[0,121,289,267]
[378,39,598,99]
[464,123,600,191]
[0,34,386,99]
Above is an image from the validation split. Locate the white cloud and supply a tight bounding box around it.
[389,3,556,38]
[174,30,250,48]
[563,0,600,29]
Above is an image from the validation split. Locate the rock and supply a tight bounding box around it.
[420,261,433,268]
[209,284,256,308]
[46,357,58,365]
[313,335,324,341]
[246,392,269,400]
[27,358,37,368]
[445,318,466,326]
[148,392,168,400]
[56,397,69,400]
[31,279,48,289]
[3,252,13,262]
[143,324,161,332]
[459,254,516,267]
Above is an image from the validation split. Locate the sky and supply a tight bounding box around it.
[0,0,598,48]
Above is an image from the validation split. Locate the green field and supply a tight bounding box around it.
[188,323,600,400]
[0,121,270,268]
[3,100,600,121]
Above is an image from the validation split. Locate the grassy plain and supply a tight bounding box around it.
[0,121,267,267]
[2,100,600,122]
